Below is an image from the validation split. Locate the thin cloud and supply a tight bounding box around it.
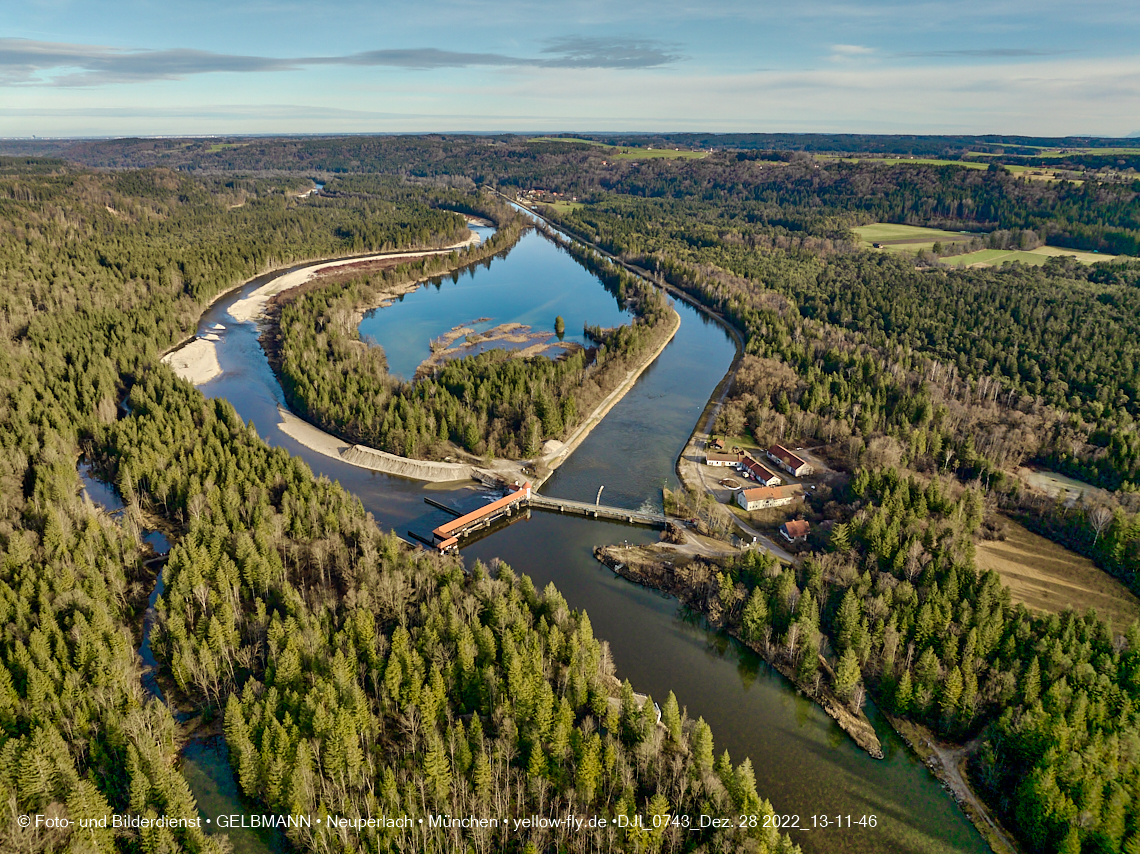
[540,37,683,69]
[0,37,682,87]
[893,48,1075,58]
[831,44,876,56]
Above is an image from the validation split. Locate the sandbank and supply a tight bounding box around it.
[162,337,222,385]
[227,231,481,324]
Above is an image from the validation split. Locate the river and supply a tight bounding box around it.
[96,219,991,853]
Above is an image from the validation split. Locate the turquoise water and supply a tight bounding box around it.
[357,226,632,379]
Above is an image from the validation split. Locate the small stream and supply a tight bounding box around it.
[80,466,285,854]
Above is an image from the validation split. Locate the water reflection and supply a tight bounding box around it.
[183,224,986,854]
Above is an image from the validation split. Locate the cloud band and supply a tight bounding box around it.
[0,37,683,86]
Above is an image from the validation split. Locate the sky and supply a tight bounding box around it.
[3,0,1140,138]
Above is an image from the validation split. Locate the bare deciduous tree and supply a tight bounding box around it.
[1090,505,1113,546]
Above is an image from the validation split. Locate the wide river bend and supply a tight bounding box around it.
[148,221,990,854]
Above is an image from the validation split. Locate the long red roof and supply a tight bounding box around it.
[769,445,809,469]
[433,487,528,539]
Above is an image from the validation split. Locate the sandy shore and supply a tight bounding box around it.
[162,337,222,385]
[228,231,482,324]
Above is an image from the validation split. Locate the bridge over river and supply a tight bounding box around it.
[417,487,668,551]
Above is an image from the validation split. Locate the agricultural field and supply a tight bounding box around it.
[943,245,1119,267]
[852,222,980,253]
[610,148,707,160]
[976,519,1140,632]
[542,200,584,214]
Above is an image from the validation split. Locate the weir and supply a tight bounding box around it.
[527,494,667,526]
[426,485,667,552]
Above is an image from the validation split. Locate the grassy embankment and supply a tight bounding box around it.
[976,518,1140,633]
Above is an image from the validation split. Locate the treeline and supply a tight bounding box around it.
[34,136,1140,254]
[274,223,673,461]
[94,368,798,853]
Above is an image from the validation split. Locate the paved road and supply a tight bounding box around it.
[686,450,795,563]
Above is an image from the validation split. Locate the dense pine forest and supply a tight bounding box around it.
[0,158,794,852]
[652,465,1140,853]
[3,134,1140,854]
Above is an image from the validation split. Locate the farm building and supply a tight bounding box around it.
[780,520,811,543]
[767,445,814,477]
[740,455,782,487]
[736,485,801,511]
[704,452,741,467]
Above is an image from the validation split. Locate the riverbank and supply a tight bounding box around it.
[886,716,1023,854]
[594,541,884,759]
[533,304,680,487]
[161,335,222,385]
[229,230,482,324]
[160,230,484,387]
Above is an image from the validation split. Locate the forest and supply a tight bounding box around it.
[3,134,1140,854]
[0,159,794,852]
[658,467,1140,854]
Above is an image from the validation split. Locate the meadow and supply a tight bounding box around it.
[943,245,1118,267]
[851,222,979,253]
[976,519,1140,632]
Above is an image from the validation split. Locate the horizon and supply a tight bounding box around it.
[4,130,1140,143]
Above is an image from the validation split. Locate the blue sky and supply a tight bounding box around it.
[3,0,1139,137]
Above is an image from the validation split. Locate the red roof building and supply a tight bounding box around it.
[780,520,811,542]
[704,452,742,467]
[741,455,782,486]
[736,485,801,511]
[766,445,814,478]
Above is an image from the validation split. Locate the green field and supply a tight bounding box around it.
[943,245,1119,267]
[853,223,977,243]
[942,249,1048,267]
[854,224,1122,265]
[853,223,980,254]
[542,200,584,213]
